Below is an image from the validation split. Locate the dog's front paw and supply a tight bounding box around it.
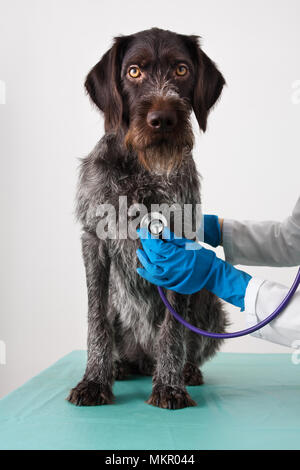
[183,362,204,386]
[147,384,196,409]
[66,380,114,406]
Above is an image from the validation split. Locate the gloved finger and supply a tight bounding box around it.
[137,227,153,240]
[138,239,166,263]
[140,235,178,258]
[136,268,168,287]
[136,249,164,277]
[137,227,167,261]
[162,227,195,248]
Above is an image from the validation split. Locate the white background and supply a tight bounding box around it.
[0,0,299,398]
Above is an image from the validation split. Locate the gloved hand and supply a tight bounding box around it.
[202,214,222,247]
[136,227,251,311]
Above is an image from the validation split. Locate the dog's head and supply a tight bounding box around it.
[85,27,225,173]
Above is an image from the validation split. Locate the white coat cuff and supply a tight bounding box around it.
[244,277,266,338]
[222,218,235,264]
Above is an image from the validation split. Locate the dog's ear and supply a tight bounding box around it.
[184,35,225,132]
[85,35,131,132]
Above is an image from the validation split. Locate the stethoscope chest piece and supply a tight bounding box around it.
[140,212,168,238]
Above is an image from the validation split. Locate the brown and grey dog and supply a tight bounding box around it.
[67,27,228,409]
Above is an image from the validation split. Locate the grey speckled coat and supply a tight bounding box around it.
[67,130,228,409]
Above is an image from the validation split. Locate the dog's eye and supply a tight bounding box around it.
[128,66,141,78]
[175,64,188,76]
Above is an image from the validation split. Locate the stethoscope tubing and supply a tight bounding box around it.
[157,268,300,338]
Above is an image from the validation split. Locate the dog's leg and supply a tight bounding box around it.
[147,292,196,409]
[184,325,205,386]
[67,232,114,406]
[183,290,225,386]
[183,362,204,386]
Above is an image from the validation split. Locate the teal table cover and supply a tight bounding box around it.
[0,350,299,450]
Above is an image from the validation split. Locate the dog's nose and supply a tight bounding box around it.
[146,109,177,131]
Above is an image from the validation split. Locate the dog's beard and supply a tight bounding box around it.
[137,142,191,174]
[125,121,194,175]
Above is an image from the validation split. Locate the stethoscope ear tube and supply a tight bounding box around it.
[158,268,300,339]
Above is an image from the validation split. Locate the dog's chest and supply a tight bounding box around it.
[103,166,200,261]
[111,171,189,208]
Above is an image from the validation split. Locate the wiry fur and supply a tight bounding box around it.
[67,27,228,409]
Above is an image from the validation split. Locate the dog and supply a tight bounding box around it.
[67,27,228,409]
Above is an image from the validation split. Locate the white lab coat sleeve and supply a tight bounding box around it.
[221,196,300,347]
[244,277,300,348]
[222,197,300,267]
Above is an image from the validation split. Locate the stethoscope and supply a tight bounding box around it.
[140,212,300,339]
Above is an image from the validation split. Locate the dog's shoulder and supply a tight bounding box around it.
[77,132,121,186]
[80,131,120,168]
[75,132,127,228]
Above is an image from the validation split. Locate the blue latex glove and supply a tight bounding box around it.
[136,228,251,311]
[202,214,221,247]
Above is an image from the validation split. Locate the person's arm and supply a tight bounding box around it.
[222,197,300,267]
[244,277,300,348]
[136,227,300,348]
